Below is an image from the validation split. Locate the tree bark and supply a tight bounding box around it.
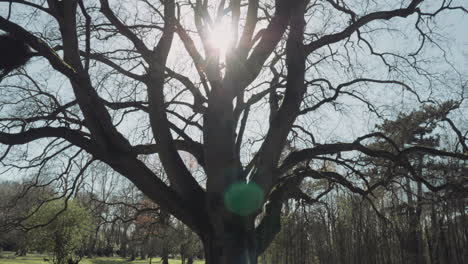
[187,256,194,264]
[201,225,258,264]
[181,252,186,264]
[161,250,169,264]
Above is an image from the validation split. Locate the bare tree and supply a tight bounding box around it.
[0,0,467,263]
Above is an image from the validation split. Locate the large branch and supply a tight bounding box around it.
[252,0,307,193]
[0,100,82,127]
[238,0,292,90]
[0,127,207,233]
[175,21,210,93]
[255,174,299,255]
[165,67,207,112]
[99,0,152,60]
[236,0,259,60]
[279,134,468,175]
[56,1,134,153]
[0,127,95,153]
[444,117,468,152]
[0,16,76,78]
[256,170,331,255]
[193,0,213,57]
[103,156,209,234]
[300,78,426,115]
[305,0,423,54]
[145,0,206,206]
[80,50,147,81]
[1,1,134,153]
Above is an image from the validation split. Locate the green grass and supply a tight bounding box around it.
[0,252,204,264]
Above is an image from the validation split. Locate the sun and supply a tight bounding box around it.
[208,20,234,59]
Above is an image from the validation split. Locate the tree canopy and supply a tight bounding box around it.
[0,0,467,263]
[25,199,93,264]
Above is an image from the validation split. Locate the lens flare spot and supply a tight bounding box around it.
[224,182,264,216]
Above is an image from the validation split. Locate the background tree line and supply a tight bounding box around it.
[0,174,203,264]
[261,103,467,264]
[261,185,467,264]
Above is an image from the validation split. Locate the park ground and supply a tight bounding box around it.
[0,252,204,264]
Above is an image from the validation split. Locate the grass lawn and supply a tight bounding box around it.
[0,252,204,264]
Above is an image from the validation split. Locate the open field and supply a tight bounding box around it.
[0,252,204,264]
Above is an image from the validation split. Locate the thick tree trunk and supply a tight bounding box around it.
[187,256,194,264]
[161,249,169,264]
[181,252,186,264]
[202,228,258,264]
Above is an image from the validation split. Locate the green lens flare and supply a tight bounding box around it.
[224,182,264,216]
